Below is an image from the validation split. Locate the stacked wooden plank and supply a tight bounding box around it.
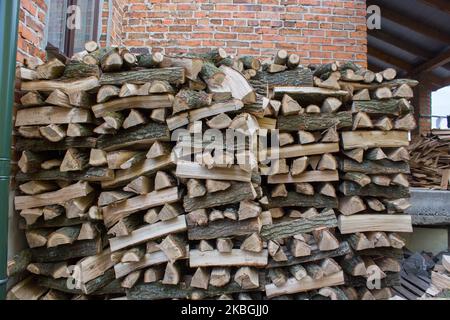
[8,45,417,300]
[409,134,450,189]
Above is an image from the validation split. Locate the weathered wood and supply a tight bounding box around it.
[260,209,338,240]
[183,181,255,211]
[16,136,96,152]
[277,111,352,131]
[99,67,185,86]
[97,122,170,151]
[249,68,313,95]
[339,159,410,174]
[16,166,113,182]
[265,271,345,298]
[188,217,261,240]
[265,192,338,209]
[352,99,412,116]
[31,238,102,263]
[15,106,92,127]
[339,181,409,199]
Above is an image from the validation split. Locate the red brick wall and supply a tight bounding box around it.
[17,0,48,66]
[122,0,368,67]
[99,0,127,47]
[413,78,432,136]
[17,0,368,68]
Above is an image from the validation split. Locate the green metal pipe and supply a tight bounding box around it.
[0,0,20,300]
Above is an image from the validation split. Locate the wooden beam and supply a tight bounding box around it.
[368,46,412,72]
[369,31,434,60]
[419,0,450,14]
[368,1,450,43]
[411,49,450,75]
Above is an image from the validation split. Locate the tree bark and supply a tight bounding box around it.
[249,68,313,95]
[277,111,352,131]
[183,182,255,211]
[339,159,410,174]
[99,67,185,86]
[260,210,338,240]
[339,181,410,199]
[188,218,261,240]
[96,122,170,151]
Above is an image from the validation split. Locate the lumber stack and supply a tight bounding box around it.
[409,134,450,189]
[8,45,416,300]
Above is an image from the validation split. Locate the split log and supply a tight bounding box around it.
[352,99,412,116]
[277,111,352,131]
[21,76,99,95]
[189,249,268,268]
[339,159,410,174]
[60,148,89,172]
[15,107,92,127]
[339,181,409,199]
[96,122,170,151]
[92,95,173,118]
[338,214,413,234]
[188,217,261,240]
[109,215,187,252]
[102,186,180,228]
[15,181,93,210]
[99,67,185,86]
[46,226,81,248]
[265,271,345,298]
[260,209,337,240]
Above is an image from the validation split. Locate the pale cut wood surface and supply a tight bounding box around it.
[109,215,187,252]
[15,181,92,210]
[103,186,181,227]
[92,95,174,118]
[189,249,268,268]
[267,170,339,184]
[341,131,409,150]
[15,107,92,126]
[175,161,252,182]
[267,143,339,159]
[338,214,413,234]
[114,247,189,278]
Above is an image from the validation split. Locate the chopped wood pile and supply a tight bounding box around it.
[409,134,450,189]
[431,255,450,294]
[8,44,416,300]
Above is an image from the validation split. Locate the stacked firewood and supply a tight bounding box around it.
[7,44,416,300]
[409,134,450,189]
[325,62,416,299]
